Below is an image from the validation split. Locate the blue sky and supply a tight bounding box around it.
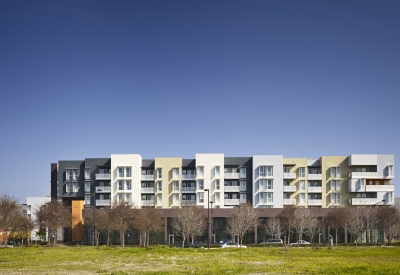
[0,0,399,201]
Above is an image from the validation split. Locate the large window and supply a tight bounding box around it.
[126,180,131,191]
[240,168,246,178]
[259,166,265,177]
[266,192,273,203]
[389,192,393,202]
[283,167,291,173]
[215,193,220,203]
[388,165,393,177]
[85,168,90,180]
[118,167,124,177]
[118,181,124,191]
[215,166,220,177]
[331,193,341,204]
[299,167,305,178]
[240,180,246,191]
[66,182,79,192]
[197,180,204,190]
[157,181,162,192]
[125,167,131,177]
[157,168,162,179]
[173,181,179,191]
[85,182,90,192]
[259,179,266,191]
[300,193,305,203]
[267,166,273,177]
[215,180,220,190]
[66,169,79,181]
[240,193,246,203]
[157,194,162,205]
[173,168,179,179]
[197,166,204,177]
[125,193,132,203]
[267,180,273,190]
[331,180,340,191]
[173,194,179,204]
[198,193,204,203]
[330,167,341,178]
[299,180,305,191]
[85,195,91,205]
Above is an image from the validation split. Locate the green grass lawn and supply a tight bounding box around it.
[1,245,400,275]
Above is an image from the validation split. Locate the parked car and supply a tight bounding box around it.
[262,239,283,244]
[221,242,247,248]
[290,240,310,245]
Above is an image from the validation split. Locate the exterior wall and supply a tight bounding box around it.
[321,156,349,208]
[283,158,308,207]
[58,160,85,200]
[154,158,182,208]
[196,154,224,208]
[26,197,51,241]
[84,158,111,208]
[111,154,142,207]
[252,155,283,208]
[71,200,84,241]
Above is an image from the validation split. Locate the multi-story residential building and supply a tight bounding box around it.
[51,153,394,242]
[23,197,51,242]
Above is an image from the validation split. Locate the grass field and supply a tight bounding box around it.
[1,245,400,275]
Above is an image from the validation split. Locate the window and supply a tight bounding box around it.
[66,182,79,192]
[85,195,91,205]
[215,166,220,177]
[259,192,266,204]
[267,180,273,190]
[388,165,393,177]
[299,180,305,191]
[267,166,273,177]
[66,169,79,181]
[360,179,365,190]
[157,181,162,192]
[336,180,341,191]
[215,180,220,190]
[197,166,204,177]
[198,180,204,190]
[198,193,204,203]
[331,193,336,203]
[389,192,393,203]
[259,179,266,191]
[336,167,341,178]
[126,193,132,203]
[283,180,290,186]
[85,182,90,192]
[173,194,179,204]
[157,194,162,205]
[283,167,291,173]
[330,167,341,178]
[337,193,341,203]
[240,180,246,191]
[240,167,246,178]
[118,181,124,191]
[331,180,340,191]
[259,166,265,177]
[118,167,124,177]
[173,181,179,191]
[173,168,179,179]
[157,168,162,179]
[266,192,273,203]
[240,193,246,203]
[85,168,90,180]
[299,167,305,178]
[118,193,124,202]
[126,180,131,191]
[125,167,131,177]
[214,192,220,203]
[300,193,305,203]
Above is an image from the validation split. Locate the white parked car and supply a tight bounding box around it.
[290,240,310,245]
[221,242,247,248]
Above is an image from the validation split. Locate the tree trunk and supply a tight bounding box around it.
[120,230,125,247]
[107,233,110,246]
[335,230,338,246]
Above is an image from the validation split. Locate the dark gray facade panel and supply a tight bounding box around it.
[58,160,85,200]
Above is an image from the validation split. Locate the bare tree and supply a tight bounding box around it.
[12,215,34,246]
[171,204,206,247]
[346,208,365,246]
[34,200,72,246]
[0,194,22,245]
[377,207,400,245]
[279,206,296,245]
[136,207,163,246]
[304,214,320,245]
[326,208,346,245]
[363,207,378,243]
[293,208,314,246]
[225,203,258,247]
[263,217,279,239]
[84,208,112,246]
[109,201,136,247]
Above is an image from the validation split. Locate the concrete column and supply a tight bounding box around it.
[344,223,347,244]
[254,222,258,244]
[164,217,168,245]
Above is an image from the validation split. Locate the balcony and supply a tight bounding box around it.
[141,174,154,181]
[182,187,196,193]
[283,199,296,205]
[141,200,155,206]
[141,187,155,193]
[349,198,379,205]
[224,186,240,192]
[308,174,322,180]
[308,186,322,193]
[182,174,196,180]
[283,186,296,192]
[95,173,111,180]
[283,173,296,179]
[96,186,111,193]
[224,172,240,179]
[365,185,394,192]
[224,199,240,205]
[308,199,322,206]
[96,199,111,206]
[349,172,378,179]
[182,199,196,205]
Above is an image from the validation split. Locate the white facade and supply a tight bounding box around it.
[111,154,142,208]
[195,154,224,208]
[252,155,283,208]
[25,197,51,241]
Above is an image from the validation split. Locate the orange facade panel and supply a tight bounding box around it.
[72,200,84,241]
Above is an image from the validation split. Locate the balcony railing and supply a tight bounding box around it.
[182,174,196,180]
[308,174,322,180]
[141,200,155,206]
[224,199,240,205]
[365,185,394,192]
[141,174,154,181]
[283,173,296,179]
[308,186,322,193]
[224,186,240,192]
[349,172,378,179]
[308,199,322,205]
[283,186,296,192]
[182,187,196,192]
[349,198,379,205]
[141,187,155,193]
[96,199,111,206]
[283,199,296,205]
[224,172,240,179]
[96,186,111,193]
[95,173,111,180]
[182,199,196,204]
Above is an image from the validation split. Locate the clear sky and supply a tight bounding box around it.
[0,0,399,201]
